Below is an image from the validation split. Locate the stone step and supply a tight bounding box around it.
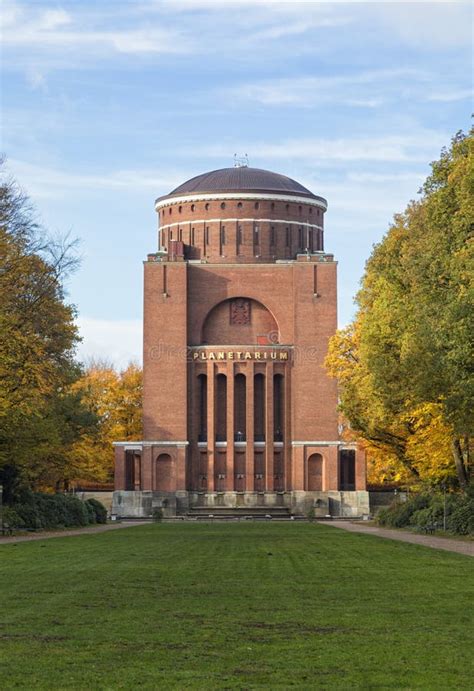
[187,506,291,518]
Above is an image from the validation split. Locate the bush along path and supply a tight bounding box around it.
[1,490,108,535]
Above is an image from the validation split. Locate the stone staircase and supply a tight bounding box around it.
[186,506,291,520]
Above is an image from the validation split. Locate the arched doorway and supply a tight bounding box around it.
[307,453,323,491]
[155,453,173,492]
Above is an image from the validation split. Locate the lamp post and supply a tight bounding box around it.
[442,482,447,532]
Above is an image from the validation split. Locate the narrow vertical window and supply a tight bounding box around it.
[270,226,275,246]
[163,264,167,294]
[285,227,290,247]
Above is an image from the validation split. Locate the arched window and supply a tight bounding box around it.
[220,202,226,210]
[307,453,323,491]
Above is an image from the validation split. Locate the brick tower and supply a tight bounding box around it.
[112,165,368,517]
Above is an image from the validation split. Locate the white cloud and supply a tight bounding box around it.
[427,89,473,103]
[76,317,142,369]
[6,159,187,199]
[1,0,192,55]
[196,131,448,164]
[372,2,473,49]
[221,68,430,108]
[248,15,351,41]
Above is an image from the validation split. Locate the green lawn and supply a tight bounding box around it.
[1,523,472,690]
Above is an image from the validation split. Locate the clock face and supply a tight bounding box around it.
[230,298,251,325]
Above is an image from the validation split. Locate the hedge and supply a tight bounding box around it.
[3,492,107,531]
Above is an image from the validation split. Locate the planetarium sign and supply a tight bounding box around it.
[191,349,290,362]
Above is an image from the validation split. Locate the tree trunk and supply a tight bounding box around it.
[452,438,469,489]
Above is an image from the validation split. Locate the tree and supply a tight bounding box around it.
[69,361,143,485]
[326,129,473,488]
[0,160,85,489]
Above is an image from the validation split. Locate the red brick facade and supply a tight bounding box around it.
[113,167,367,517]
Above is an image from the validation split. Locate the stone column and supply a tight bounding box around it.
[265,362,274,491]
[284,367,292,491]
[133,453,141,490]
[207,361,215,492]
[142,445,153,490]
[176,445,187,490]
[226,361,235,491]
[190,370,199,491]
[114,446,126,490]
[245,362,254,492]
[355,445,366,490]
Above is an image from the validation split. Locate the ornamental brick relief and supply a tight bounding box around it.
[230,298,251,325]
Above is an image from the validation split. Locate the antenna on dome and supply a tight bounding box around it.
[233,153,249,168]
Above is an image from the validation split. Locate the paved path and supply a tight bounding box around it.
[0,521,148,545]
[320,520,474,557]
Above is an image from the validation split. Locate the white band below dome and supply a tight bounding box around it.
[158,218,323,232]
[155,191,327,212]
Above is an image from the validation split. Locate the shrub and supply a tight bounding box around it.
[15,501,43,530]
[376,490,474,535]
[8,493,96,530]
[152,507,164,522]
[62,495,90,527]
[34,493,68,529]
[377,494,431,528]
[84,501,96,524]
[85,498,107,524]
[2,507,25,530]
[447,496,474,535]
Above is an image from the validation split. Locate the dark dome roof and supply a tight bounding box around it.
[157,167,324,203]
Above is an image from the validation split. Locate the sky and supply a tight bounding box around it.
[1,0,472,367]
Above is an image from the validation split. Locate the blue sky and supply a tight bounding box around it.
[1,0,472,367]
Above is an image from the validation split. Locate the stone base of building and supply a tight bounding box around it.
[112,490,370,519]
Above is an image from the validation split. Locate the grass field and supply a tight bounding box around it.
[1,523,473,689]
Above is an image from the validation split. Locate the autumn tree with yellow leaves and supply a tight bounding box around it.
[0,161,143,496]
[326,130,473,489]
[70,361,143,485]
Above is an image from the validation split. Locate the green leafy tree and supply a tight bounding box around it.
[326,129,473,488]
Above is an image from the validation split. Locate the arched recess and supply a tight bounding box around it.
[216,374,227,441]
[273,374,284,441]
[197,374,207,442]
[201,297,279,345]
[155,453,174,492]
[254,373,265,442]
[234,373,246,441]
[307,453,323,491]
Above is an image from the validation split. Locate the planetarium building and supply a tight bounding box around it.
[112,165,369,518]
